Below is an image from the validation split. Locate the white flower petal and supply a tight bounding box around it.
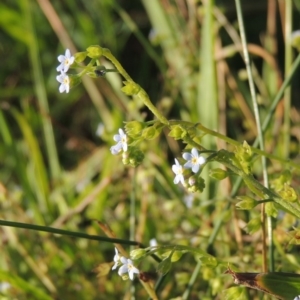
[118,264,128,276]
[191,164,200,173]
[182,152,192,160]
[191,148,198,156]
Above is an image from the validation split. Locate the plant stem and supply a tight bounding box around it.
[0,220,140,246]
[102,48,169,125]
[169,120,300,170]
[283,0,292,160]
[235,0,270,272]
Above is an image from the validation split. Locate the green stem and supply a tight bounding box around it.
[235,0,270,272]
[101,48,169,125]
[0,220,140,246]
[283,0,292,160]
[169,120,300,170]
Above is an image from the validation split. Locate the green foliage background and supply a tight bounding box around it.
[1,0,300,299]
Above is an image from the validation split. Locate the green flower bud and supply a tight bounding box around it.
[209,168,228,180]
[187,175,205,193]
[236,196,258,210]
[122,148,144,167]
[121,81,140,95]
[74,51,87,63]
[86,45,103,58]
[168,125,187,140]
[125,121,145,138]
[234,141,253,174]
[130,248,147,260]
[278,183,298,202]
[271,170,292,191]
[142,126,161,140]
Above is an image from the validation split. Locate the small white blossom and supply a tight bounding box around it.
[294,296,300,300]
[149,238,157,247]
[95,123,104,137]
[112,247,121,270]
[56,49,75,73]
[118,257,140,280]
[110,128,128,155]
[182,148,205,173]
[172,158,184,185]
[56,72,70,93]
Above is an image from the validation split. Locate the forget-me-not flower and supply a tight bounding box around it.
[56,49,75,73]
[182,148,205,173]
[118,257,140,280]
[172,158,184,185]
[56,72,70,93]
[110,128,128,155]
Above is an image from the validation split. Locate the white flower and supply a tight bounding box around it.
[172,158,184,185]
[56,72,70,93]
[56,49,75,73]
[112,247,121,270]
[95,123,104,137]
[182,148,205,173]
[110,128,128,155]
[294,296,300,300]
[118,257,140,280]
[149,238,157,247]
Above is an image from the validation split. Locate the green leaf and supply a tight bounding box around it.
[157,255,172,275]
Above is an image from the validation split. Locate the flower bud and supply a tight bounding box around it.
[130,249,146,260]
[234,141,253,174]
[86,45,103,58]
[168,125,187,140]
[209,168,228,180]
[125,121,145,138]
[278,183,298,202]
[122,148,144,167]
[121,81,140,95]
[142,126,161,140]
[187,175,205,193]
[236,196,257,210]
[74,51,87,63]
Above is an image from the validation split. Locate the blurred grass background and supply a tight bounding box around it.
[1,0,300,299]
